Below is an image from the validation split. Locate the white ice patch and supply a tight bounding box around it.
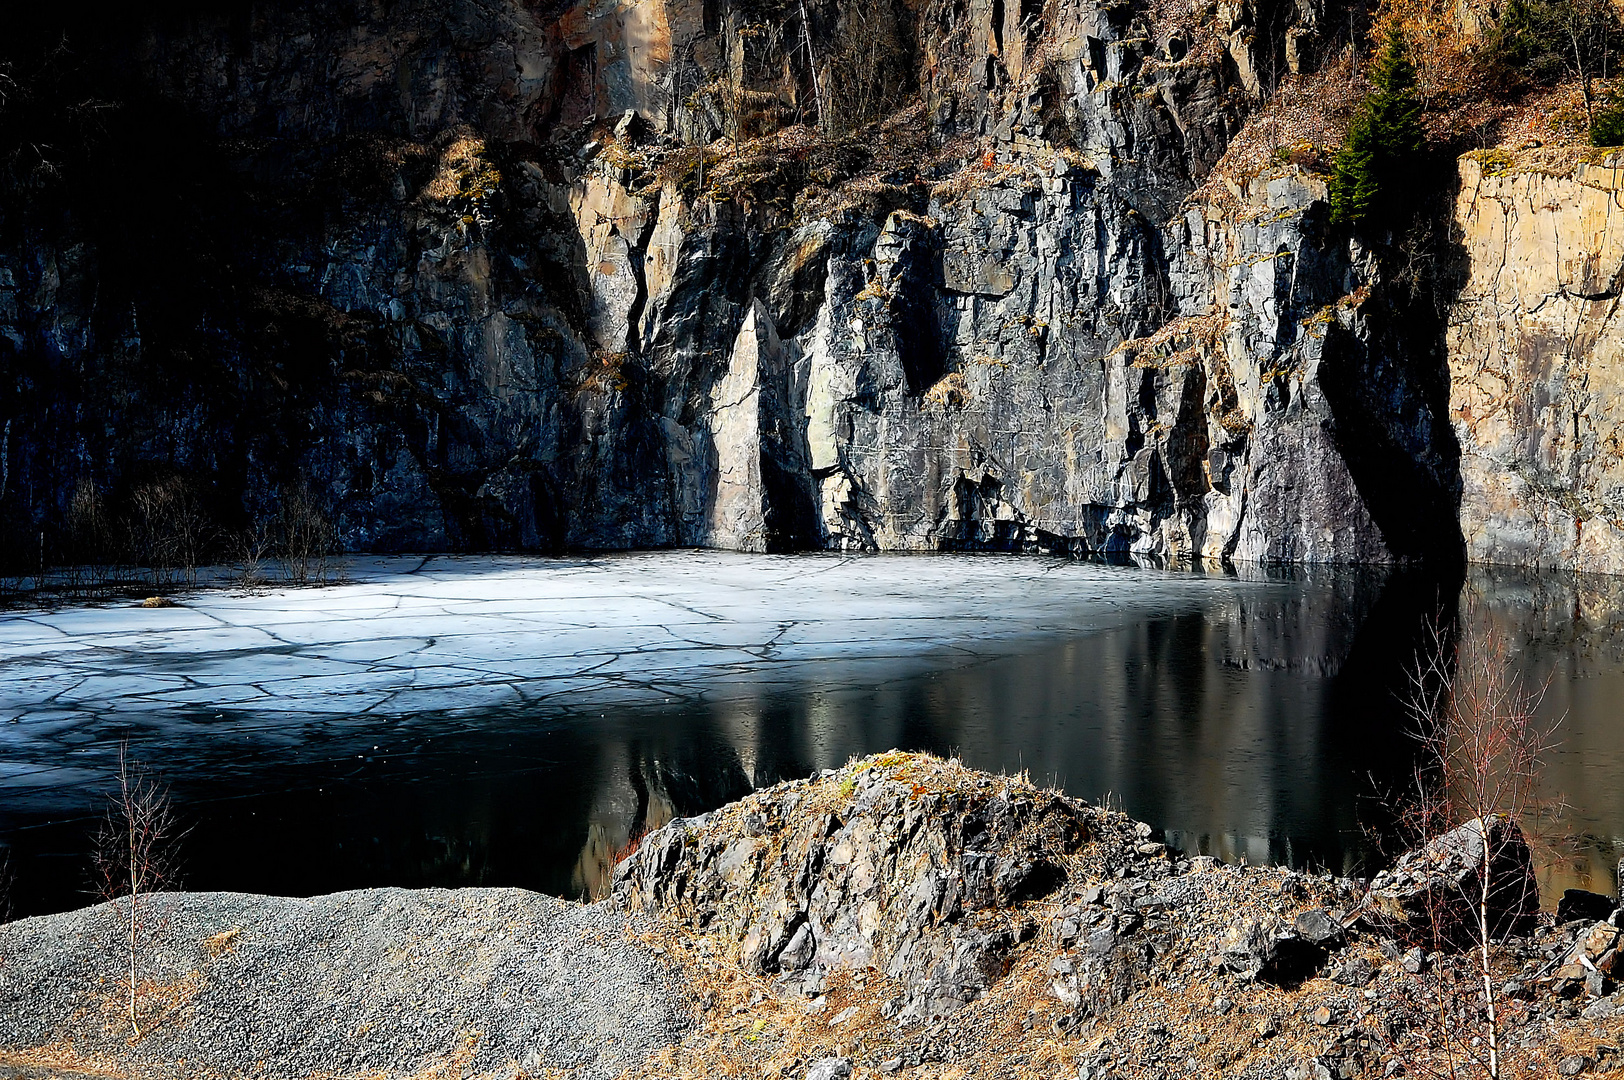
[0,551,1281,736]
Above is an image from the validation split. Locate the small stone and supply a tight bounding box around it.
[829,1005,861,1026]
[1582,995,1617,1020]
[1558,1054,1590,1076]
[1559,889,1617,924]
[1586,969,1608,999]
[878,1058,903,1075]
[1401,947,1426,974]
[1331,956,1374,987]
[1214,996,1233,1015]
[1294,908,1346,946]
[807,1057,853,1080]
[1310,1005,1334,1026]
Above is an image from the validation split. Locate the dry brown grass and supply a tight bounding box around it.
[421,132,501,205]
[200,927,241,960]
[624,105,937,222]
[1115,310,1226,371]
[1197,56,1370,207]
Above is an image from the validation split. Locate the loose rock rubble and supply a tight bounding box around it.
[615,752,1088,1020]
[5,752,1624,1080]
[616,753,1624,1080]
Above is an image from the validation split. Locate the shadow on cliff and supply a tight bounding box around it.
[1318,177,1470,568]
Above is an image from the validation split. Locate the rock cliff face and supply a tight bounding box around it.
[0,0,1469,566]
[1447,150,1624,575]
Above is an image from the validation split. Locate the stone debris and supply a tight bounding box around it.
[615,754,1624,1080]
[4,752,1622,1080]
[615,753,1088,1020]
[1359,815,1540,946]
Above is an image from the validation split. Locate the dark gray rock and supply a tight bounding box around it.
[1558,889,1616,925]
[1294,907,1347,947]
[1361,816,1539,948]
[615,755,1088,1020]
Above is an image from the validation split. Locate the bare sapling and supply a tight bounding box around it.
[275,484,336,586]
[231,520,274,588]
[1393,604,1562,1080]
[0,848,12,977]
[0,846,14,924]
[92,745,185,1039]
[129,476,210,589]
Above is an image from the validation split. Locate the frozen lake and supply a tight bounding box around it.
[1,551,1619,915]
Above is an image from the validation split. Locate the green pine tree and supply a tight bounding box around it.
[1330,31,1425,228]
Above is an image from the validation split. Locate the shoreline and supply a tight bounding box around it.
[4,753,1620,1079]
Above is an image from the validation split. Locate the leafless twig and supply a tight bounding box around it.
[92,744,186,1039]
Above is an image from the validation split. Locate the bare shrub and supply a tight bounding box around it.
[230,521,275,588]
[824,0,915,134]
[275,484,337,586]
[92,744,185,1039]
[0,846,14,925]
[65,478,117,596]
[127,475,210,589]
[1383,606,1563,1080]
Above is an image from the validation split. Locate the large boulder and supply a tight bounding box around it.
[1362,815,1539,947]
[613,752,1089,1021]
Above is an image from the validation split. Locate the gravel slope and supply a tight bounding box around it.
[0,888,690,1079]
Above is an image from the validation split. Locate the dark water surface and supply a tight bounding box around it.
[1,555,1620,918]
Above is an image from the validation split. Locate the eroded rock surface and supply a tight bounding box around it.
[614,754,1093,1019]
[1448,150,1624,574]
[0,0,1471,567]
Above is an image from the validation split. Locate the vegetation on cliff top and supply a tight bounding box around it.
[1329,31,1425,227]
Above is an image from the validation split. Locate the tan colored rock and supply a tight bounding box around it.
[707,300,782,551]
[1448,151,1624,573]
[570,167,655,353]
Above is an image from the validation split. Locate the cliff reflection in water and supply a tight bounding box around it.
[567,564,1624,903]
[1468,567,1624,901]
[3,560,1621,916]
[564,564,1441,900]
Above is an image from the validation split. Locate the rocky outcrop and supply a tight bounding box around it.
[1448,150,1624,574]
[1359,814,1540,947]
[613,753,1095,1020]
[0,0,1469,568]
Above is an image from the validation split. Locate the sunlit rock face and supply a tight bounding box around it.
[1447,152,1624,575]
[0,0,1462,565]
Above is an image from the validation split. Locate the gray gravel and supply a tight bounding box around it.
[0,888,690,1078]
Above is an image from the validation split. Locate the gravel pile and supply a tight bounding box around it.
[3,754,1620,1080]
[0,888,689,1079]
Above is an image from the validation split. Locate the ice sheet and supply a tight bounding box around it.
[0,552,1277,736]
